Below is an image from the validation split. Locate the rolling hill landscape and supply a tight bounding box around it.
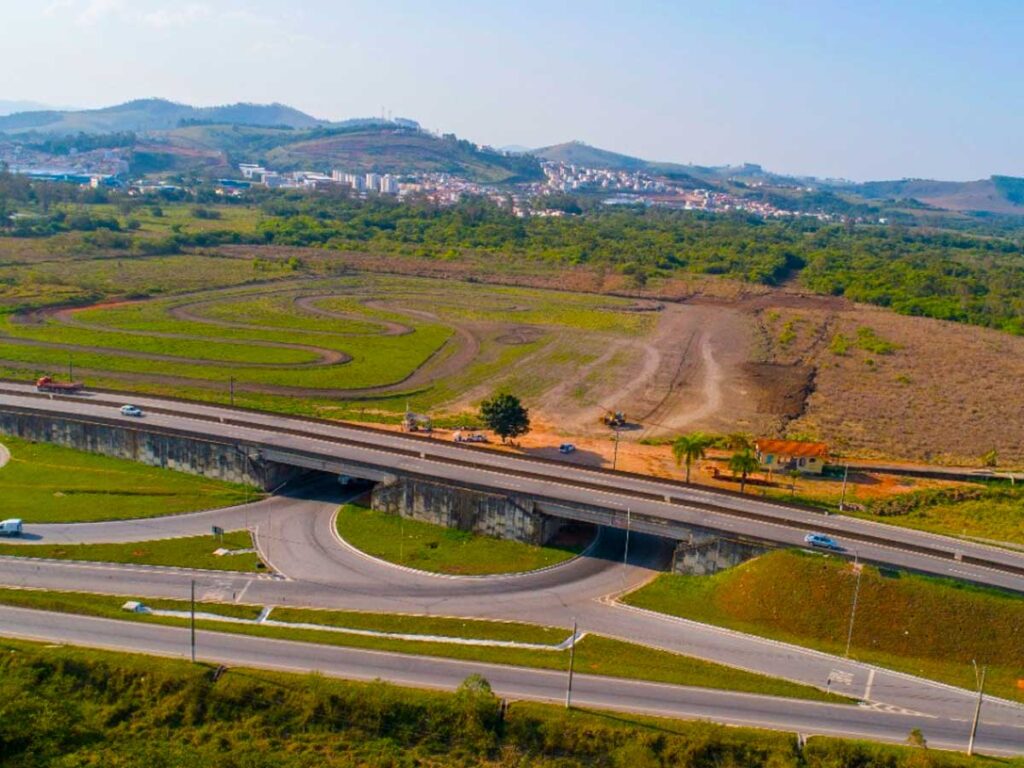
[2,99,1023,215]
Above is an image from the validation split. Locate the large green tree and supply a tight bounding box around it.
[672,432,713,484]
[479,393,530,444]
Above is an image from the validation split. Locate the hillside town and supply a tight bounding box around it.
[1,133,830,221]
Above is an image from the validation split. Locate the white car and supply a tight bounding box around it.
[120,404,144,417]
[0,519,23,537]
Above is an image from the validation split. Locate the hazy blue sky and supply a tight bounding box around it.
[3,0,1022,180]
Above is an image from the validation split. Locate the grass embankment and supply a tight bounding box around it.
[761,479,1024,548]
[0,531,262,572]
[336,501,589,575]
[0,434,257,522]
[624,550,1024,702]
[0,586,841,702]
[2,639,1000,768]
[846,485,1024,547]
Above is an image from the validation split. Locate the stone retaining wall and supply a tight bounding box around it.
[0,410,299,490]
[672,533,772,575]
[370,475,560,545]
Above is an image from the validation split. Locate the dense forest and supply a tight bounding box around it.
[0,642,998,767]
[3,171,1024,333]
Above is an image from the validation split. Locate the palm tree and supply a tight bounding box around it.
[728,449,761,493]
[672,432,712,484]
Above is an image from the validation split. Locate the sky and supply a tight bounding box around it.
[1,0,1022,181]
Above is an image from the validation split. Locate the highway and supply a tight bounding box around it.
[1,382,1022,593]
[1,383,1023,752]
[1,477,1021,732]
[2,605,1021,757]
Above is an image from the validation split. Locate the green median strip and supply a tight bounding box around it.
[0,586,847,704]
[0,531,264,572]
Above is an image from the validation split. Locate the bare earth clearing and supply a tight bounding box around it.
[3,242,1022,466]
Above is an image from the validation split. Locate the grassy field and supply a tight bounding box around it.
[335,501,588,575]
[0,270,649,413]
[846,485,1024,547]
[0,434,255,522]
[0,531,262,571]
[0,586,841,703]
[3,638,992,768]
[623,549,1024,702]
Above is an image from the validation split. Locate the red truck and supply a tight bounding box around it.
[35,376,84,394]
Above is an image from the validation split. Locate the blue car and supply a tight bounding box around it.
[804,533,842,551]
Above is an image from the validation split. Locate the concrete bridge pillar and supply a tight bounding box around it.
[369,476,559,545]
[671,534,772,575]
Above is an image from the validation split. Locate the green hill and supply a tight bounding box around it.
[264,128,542,182]
[533,140,651,171]
[0,98,326,134]
[625,549,1024,702]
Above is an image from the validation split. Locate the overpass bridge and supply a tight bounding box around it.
[1,381,1022,591]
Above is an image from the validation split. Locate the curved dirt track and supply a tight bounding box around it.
[2,289,482,400]
[292,295,414,336]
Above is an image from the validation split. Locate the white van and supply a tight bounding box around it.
[0,519,23,537]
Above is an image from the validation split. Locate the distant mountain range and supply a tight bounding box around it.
[532,141,1024,216]
[0,98,327,133]
[1,99,1021,215]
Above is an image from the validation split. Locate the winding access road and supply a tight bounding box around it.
[0,476,1021,742]
[2,605,1021,757]
[0,383,1022,752]
[1,381,1022,592]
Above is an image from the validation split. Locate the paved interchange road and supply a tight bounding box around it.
[0,382,1022,755]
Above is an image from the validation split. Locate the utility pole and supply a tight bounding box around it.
[229,376,235,407]
[68,355,73,383]
[845,553,862,658]
[190,579,196,663]
[837,464,850,514]
[623,508,631,566]
[565,618,578,709]
[967,662,987,756]
[612,427,621,471]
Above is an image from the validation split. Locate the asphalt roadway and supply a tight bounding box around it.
[0,477,1021,739]
[1,382,1022,593]
[2,605,1022,757]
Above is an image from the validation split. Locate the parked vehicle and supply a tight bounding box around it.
[559,443,577,454]
[804,532,842,551]
[119,404,143,417]
[0,519,23,537]
[602,411,626,428]
[35,376,84,393]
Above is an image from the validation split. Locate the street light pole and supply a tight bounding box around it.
[565,618,578,709]
[612,427,620,471]
[838,464,850,513]
[229,376,235,407]
[845,552,862,658]
[68,355,73,383]
[190,579,196,663]
[967,662,987,756]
